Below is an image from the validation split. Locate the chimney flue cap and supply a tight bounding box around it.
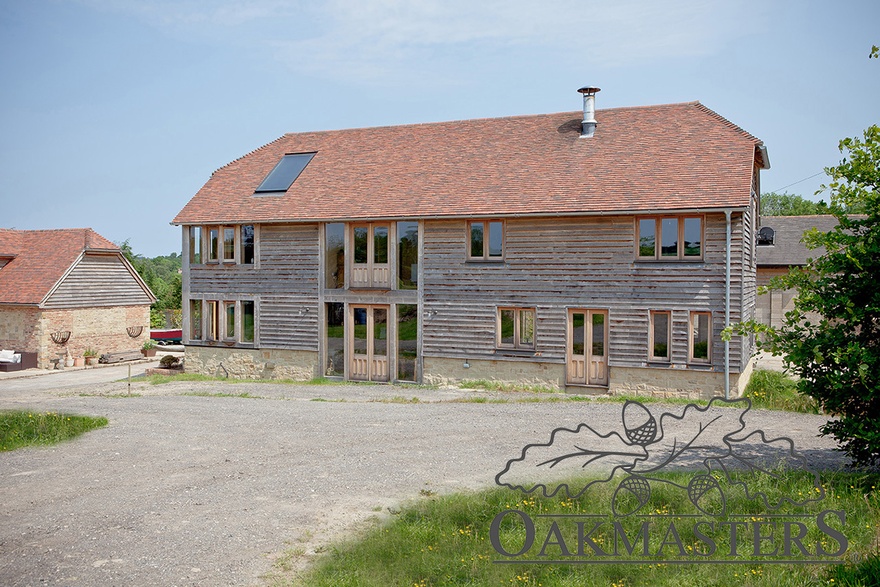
[577,86,601,95]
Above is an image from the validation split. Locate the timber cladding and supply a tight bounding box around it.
[420,213,749,373]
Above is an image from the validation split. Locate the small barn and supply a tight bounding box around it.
[755,215,840,329]
[0,228,156,369]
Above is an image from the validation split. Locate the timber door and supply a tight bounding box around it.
[349,305,390,382]
[566,309,608,386]
[351,224,390,289]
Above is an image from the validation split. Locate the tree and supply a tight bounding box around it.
[760,192,828,216]
[741,125,880,466]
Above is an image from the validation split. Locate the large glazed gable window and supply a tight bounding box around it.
[255,153,316,193]
[636,216,703,260]
[469,220,504,261]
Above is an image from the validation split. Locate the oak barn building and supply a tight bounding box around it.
[172,88,769,399]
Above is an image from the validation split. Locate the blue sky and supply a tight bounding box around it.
[1,0,877,257]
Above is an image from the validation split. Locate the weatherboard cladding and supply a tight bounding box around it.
[173,102,763,225]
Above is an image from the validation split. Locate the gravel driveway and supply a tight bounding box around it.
[0,376,848,586]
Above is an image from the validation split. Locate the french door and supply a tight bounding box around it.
[351,223,390,288]
[349,305,389,382]
[566,309,608,386]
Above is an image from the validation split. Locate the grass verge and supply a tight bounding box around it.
[744,370,820,414]
[0,410,108,451]
[275,471,880,587]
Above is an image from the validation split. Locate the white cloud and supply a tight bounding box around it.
[74,0,767,85]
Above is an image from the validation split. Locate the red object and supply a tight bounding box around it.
[150,329,182,344]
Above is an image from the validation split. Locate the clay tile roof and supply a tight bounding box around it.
[0,228,119,305]
[173,101,766,225]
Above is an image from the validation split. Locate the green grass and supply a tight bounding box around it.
[0,410,108,451]
[144,374,358,386]
[459,380,562,394]
[744,370,820,414]
[274,471,880,587]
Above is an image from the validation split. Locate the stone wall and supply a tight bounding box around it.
[185,346,318,380]
[0,305,151,369]
[424,356,751,400]
[609,364,749,400]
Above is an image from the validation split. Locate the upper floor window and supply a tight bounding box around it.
[397,221,419,290]
[189,227,202,265]
[189,224,256,265]
[351,223,390,289]
[208,228,220,262]
[637,216,703,261]
[223,228,235,262]
[469,220,504,261]
[240,225,255,264]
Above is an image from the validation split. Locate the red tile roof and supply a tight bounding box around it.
[173,101,766,225]
[0,228,119,305]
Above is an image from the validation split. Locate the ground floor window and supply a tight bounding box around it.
[189,299,256,345]
[649,310,671,362]
[690,311,712,363]
[325,302,345,376]
[498,307,536,350]
[397,304,418,381]
[189,299,202,340]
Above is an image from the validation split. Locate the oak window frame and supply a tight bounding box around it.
[497,307,536,351]
[188,224,257,266]
[468,220,505,261]
[689,311,712,364]
[649,310,672,363]
[636,215,704,261]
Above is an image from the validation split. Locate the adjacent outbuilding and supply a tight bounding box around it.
[0,228,156,369]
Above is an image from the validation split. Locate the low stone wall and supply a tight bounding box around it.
[185,346,318,380]
[610,364,749,400]
[424,356,750,400]
[423,356,565,389]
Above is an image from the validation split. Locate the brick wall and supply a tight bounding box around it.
[0,305,151,369]
[0,306,41,354]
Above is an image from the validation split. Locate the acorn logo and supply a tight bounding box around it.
[496,397,826,518]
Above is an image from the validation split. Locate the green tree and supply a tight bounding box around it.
[760,192,828,216]
[741,125,880,466]
[116,240,182,327]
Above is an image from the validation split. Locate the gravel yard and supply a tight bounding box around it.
[0,376,848,586]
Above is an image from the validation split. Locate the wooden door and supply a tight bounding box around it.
[567,309,608,386]
[349,305,389,382]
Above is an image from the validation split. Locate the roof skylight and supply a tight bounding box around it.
[255,153,315,193]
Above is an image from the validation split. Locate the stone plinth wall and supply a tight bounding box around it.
[424,356,751,400]
[610,362,751,400]
[423,356,565,389]
[185,346,317,381]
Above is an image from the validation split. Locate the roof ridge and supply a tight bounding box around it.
[272,101,707,138]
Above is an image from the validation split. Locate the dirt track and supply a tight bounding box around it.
[0,378,847,586]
